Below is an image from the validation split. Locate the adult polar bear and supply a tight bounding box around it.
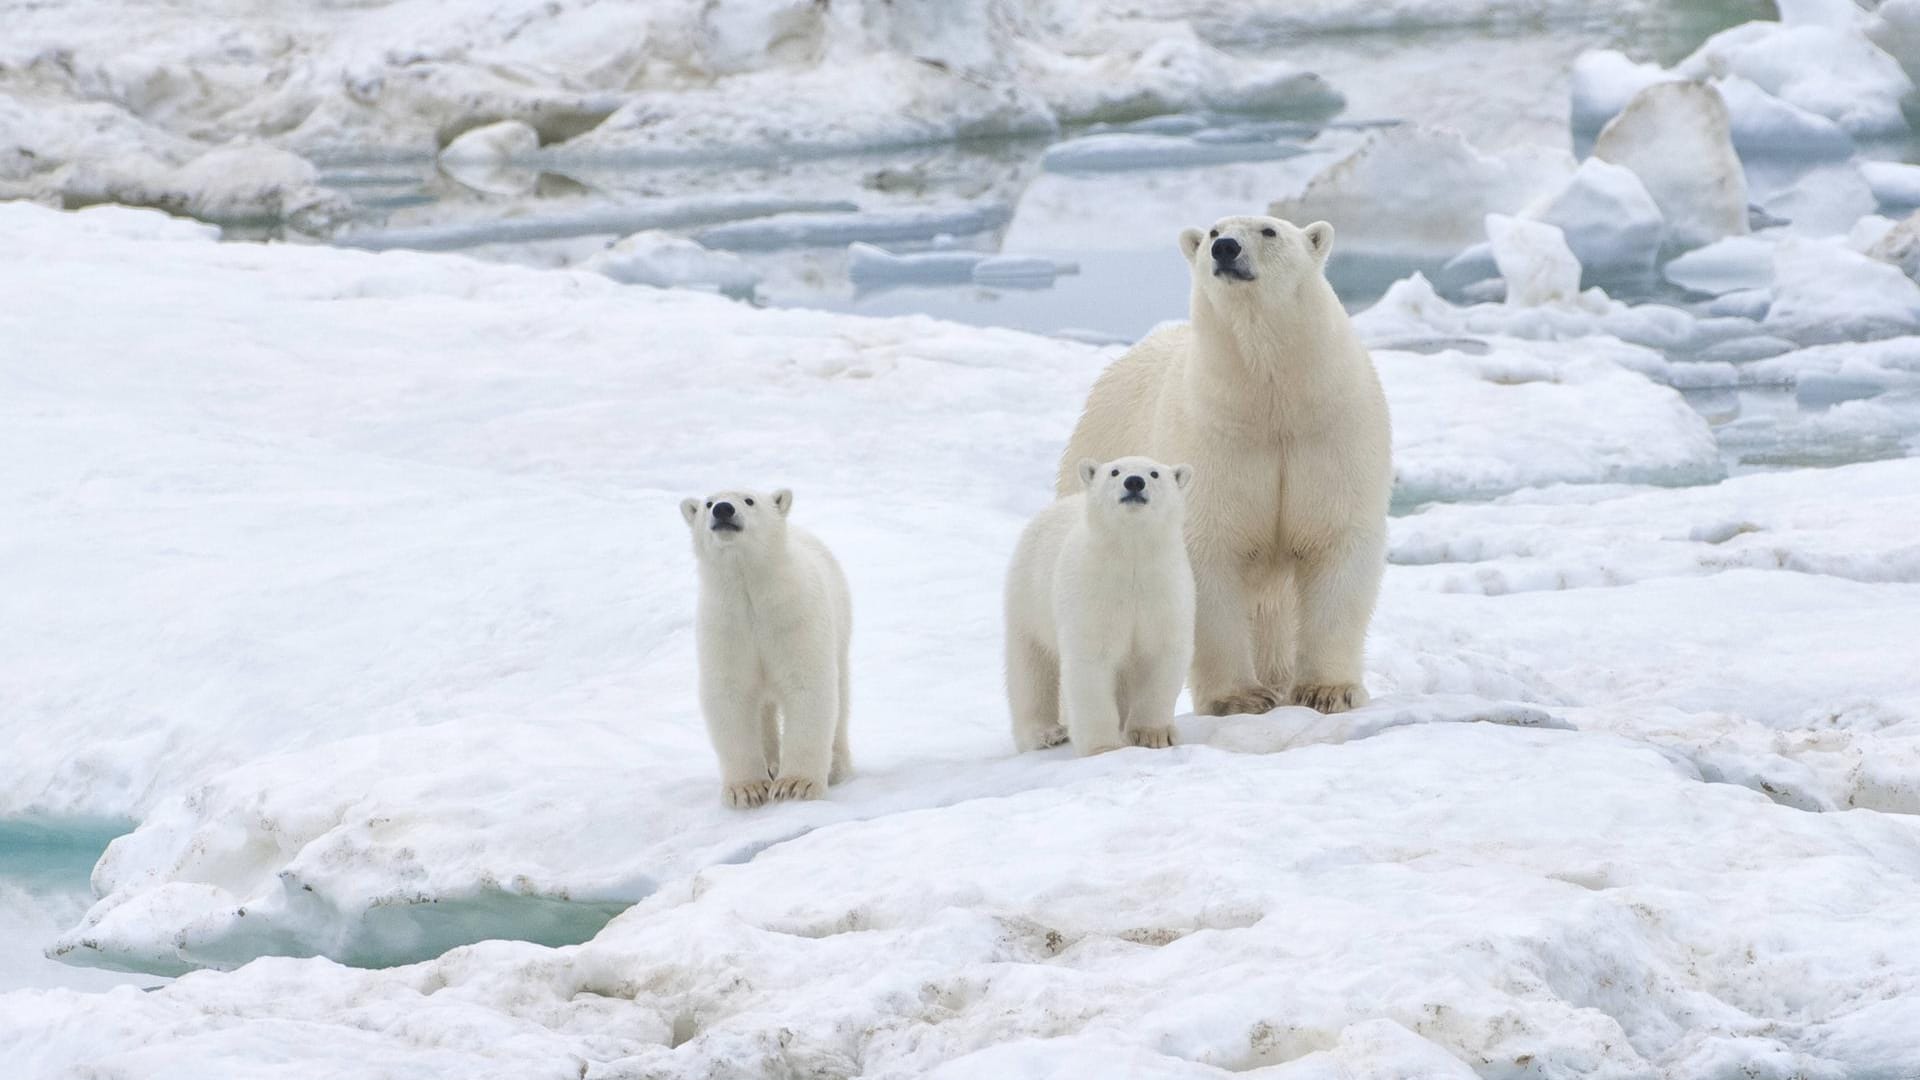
[1058,215,1391,715]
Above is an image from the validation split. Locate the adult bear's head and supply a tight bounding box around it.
[1179,215,1333,301]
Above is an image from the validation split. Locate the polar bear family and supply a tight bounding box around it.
[682,215,1393,805]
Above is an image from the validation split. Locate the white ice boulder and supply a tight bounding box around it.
[436,120,543,196]
[1485,214,1581,307]
[1676,12,1915,137]
[1759,164,1878,237]
[1863,161,1920,210]
[1663,235,1776,295]
[1765,238,1920,343]
[1569,50,1669,136]
[1271,125,1571,258]
[1870,209,1920,279]
[580,231,760,294]
[1709,75,1854,160]
[164,143,349,231]
[438,120,539,165]
[1523,157,1664,280]
[1868,0,1920,81]
[1592,82,1748,252]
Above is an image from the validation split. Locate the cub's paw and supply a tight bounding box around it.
[723,779,772,809]
[1292,683,1368,714]
[1200,686,1283,717]
[771,775,824,801]
[1129,725,1176,749]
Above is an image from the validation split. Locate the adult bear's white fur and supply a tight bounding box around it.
[1006,455,1195,754]
[1058,215,1391,715]
[681,488,851,807]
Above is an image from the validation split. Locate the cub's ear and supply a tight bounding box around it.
[680,498,701,526]
[1172,464,1194,490]
[772,488,793,516]
[1303,220,1334,264]
[1179,227,1205,260]
[1077,458,1100,488]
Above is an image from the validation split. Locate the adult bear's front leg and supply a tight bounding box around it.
[1291,529,1383,714]
[1189,562,1279,716]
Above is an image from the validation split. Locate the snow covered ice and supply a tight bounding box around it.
[8,0,1920,1074]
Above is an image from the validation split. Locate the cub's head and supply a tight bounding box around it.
[1075,455,1193,528]
[680,488,792,560]
[1179,215,1332,301]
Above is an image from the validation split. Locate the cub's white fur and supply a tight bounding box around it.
[1006,456,1196,754]
[681,488,851,807]
[1059,215,1392,716]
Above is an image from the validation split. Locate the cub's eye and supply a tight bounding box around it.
[1150,471,1159,478]
[1208,229,1218,238]
[705,500,712,509]
[744,497,754,506]
[1261,227,1277,237]
[1110,468,1120,477]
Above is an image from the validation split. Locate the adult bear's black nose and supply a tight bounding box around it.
[1211,237,1241,263]
[712,501,735,520]
[1124,475,1146,493]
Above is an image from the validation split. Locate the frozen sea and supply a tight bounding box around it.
[5,0,1920,1075]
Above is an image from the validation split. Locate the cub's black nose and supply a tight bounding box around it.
[1124,475,1146,493]
[1211,237,1241,262]
[712,501,735,520]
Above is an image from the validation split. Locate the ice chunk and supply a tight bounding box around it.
[338,196,858,252]
[1863,161,1920,211]
[1765,238,1920,343]
[1573,58,1861,160]
[580,231,759,295]
[1676,11,1915,137]
[1869,0,1920,81]
[1870,209,1920,278]
[1696,334,1797,363]
[438,120,539,165]
[970,254,1077,288]
[1709,75,1853,160]
[1569,51,1670,137]
[1663,235,1775,295]
[846,243,986,286]
[1759,164,1877,237]
[1040,132,1306,173]
[1592,82,1748,252]
[1271,125,1571,258]
[1485,215,1580,307]
[693,203,1012,252]
[1706,287,1773,320]
[1524,157,1664,280]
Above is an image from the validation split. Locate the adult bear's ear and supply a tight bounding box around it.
[680,498,701,526]
[1179,227,1205,260]
[1303,221,1334,264]
[1077,458,1100,488]
[772,489,793,516]
[1172,464,1193,491]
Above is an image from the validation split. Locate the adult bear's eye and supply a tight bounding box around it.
[705,500,712,508]
[744,497,754,506]
[1208,229,1218,238]
[1110,468,1120,477]
[1261,227,1277,237]
[1150,471,1159,478]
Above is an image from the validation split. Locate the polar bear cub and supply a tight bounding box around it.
[681,488,852,807]
[1006,456,1196,754]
